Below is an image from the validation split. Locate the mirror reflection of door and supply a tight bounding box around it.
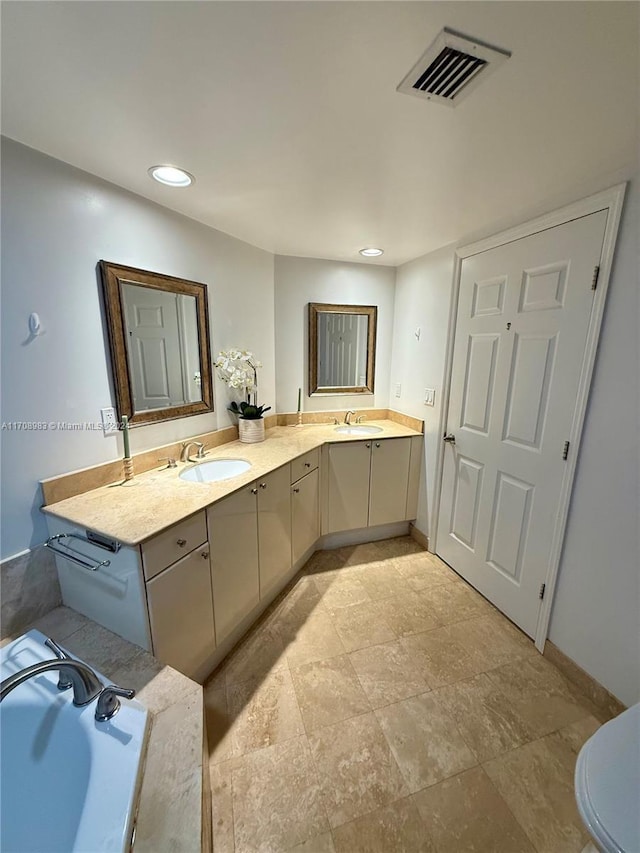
[121,283,202,412]
[318,313,369,388]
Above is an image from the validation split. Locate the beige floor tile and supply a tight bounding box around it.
[375,693,477,792]
[227,667,305,756]
[349,640,431,709]
[285,610,346,667]
[205,683,235,764]
[315,576,372,614]
[393,552,459,591]
[418,582,493,625]
[287,832,335,852]
[412,766,535,853]
[338,542,388,567]
[332,797,435,853]
[444,613,536,671]
[232,736,329,852]
[352,561,412,600]
[210,759,235,853]
[483,719,597,853]
[434,673,532,762]
[373,535,425,558]
[220,619,288,686]
[267,579,325,644]
[330,600,397,652]
[378,590,441,637]
[290,654,371,732]
[400,627,482,687]
[486,655,592,739]
[308,712,408,828]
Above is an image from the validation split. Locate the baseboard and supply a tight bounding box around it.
[409,523,429,551]
[318,522,410,551]
[543,640,626,721]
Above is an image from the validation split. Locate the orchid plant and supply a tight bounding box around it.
[214,349,271,420]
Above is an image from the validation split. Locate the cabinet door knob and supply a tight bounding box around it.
[293,487,300,493]
[251,487,258,495]
[260,482,267,489]
[365,443,371,449]
[201,551,209,560]
[176,538,187,547]
[375,442,381,448]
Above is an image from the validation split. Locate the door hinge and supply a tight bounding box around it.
[562,440,570,461]
[539,582,546,600]
[591,265,600,290]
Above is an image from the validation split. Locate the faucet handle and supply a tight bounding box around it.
[158,457,177,469]
[45,637,73,691]
[95,684,136,722]
[196,444,208,459]
[355,415,366,423]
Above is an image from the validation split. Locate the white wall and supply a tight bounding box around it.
[390,177,639,706]
[274,256,395,413]
[0,138,275,560]
[388,245,456,539]
[548,176,639,706]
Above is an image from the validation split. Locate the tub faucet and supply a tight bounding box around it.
[181,441,206,462]
[344,410,356,425]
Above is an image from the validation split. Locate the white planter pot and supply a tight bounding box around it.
[238,418,265,444]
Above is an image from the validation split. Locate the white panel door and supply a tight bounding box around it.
[437,211,607,637]
[122,283,185,410]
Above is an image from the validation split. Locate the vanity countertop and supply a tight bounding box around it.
[2,605,205,852]
[42,420,422,546]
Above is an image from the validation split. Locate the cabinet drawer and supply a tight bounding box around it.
[141,511,207,580]
[291,448,319,484]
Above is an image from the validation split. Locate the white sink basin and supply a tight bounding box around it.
[0,630,148,852]
[179,458,251,483]
[334,424,383,435]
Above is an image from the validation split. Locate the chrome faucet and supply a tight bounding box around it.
[344,410,356,425]
[0,636,135,722]
[180,441,206,463]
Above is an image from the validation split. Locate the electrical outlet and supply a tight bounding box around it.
[395,383,401,398]
[101,407,119,435]
[424,388,435,407]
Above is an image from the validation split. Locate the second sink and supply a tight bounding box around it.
[334,424,383,435]
[180,459,251,483]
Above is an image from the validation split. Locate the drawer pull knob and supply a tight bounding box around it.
[176,538,187,547]
[260,482,267,489]
[201,551,209,560]
[251,487,258,495]
[304,462,311,467]
[293,487,300,493]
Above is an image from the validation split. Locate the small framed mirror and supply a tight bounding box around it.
[309,302,377,395]
[100,261,214,426]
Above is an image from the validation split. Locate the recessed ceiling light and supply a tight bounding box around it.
[359,248,384,257]
[148,165,194,187]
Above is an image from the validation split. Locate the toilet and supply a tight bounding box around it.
[574,702,640,853]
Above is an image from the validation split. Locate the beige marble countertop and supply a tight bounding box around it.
[5,606,205,852]
[43,420,421,546]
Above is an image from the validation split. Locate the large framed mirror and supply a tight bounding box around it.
[309,302,377,395]
[100,261,214,426]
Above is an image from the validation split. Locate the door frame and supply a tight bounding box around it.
[431,183,627,651]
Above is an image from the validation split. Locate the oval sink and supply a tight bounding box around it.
[334,424,383,435]
[180,458,251,483]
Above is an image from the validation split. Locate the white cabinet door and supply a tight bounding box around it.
[292,468,319,565]
[257,465,292,598]
[326,441,371,533]
[369,438,412,526]
[146,542,215,679]
[208,485,260,645]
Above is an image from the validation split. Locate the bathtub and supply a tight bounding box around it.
[0,630,148,852]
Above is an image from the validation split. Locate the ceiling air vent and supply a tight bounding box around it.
[397,28,511,107]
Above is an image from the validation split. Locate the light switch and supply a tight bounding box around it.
[395,383,401,398]
[424,388,435,406]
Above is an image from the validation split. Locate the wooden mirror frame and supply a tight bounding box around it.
[308,302,377,395]
[100,261,214,426]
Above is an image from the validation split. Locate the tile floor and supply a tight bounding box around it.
[205,537,608,853]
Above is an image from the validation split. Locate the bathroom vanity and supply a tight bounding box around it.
[42,420,422,682]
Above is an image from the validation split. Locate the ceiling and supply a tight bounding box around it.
[1,1,638,266]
